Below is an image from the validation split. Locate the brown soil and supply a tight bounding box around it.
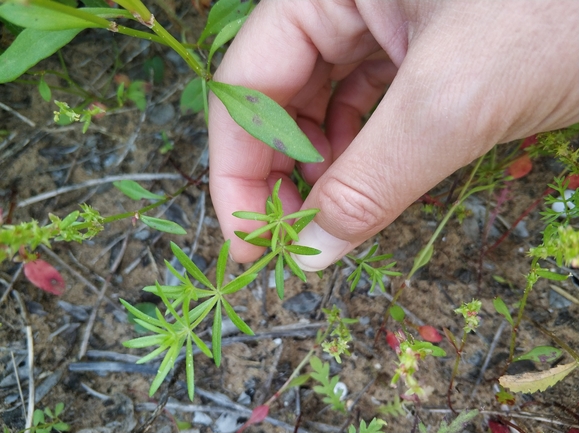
[1,6,578,433]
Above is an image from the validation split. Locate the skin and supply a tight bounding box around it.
[208,0,579,271]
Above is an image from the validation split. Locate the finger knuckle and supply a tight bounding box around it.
[317,176,386,236]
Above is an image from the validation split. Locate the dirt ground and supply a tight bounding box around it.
[1,5,579,433]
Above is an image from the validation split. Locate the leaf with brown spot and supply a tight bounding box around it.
[208,81,323,163]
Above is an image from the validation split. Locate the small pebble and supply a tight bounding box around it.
[333,382,348,401]
[149,104,176,125]
[192,412,212,426]
[213,412,243,433]
[237,391,251,406]
[551,189,576,217]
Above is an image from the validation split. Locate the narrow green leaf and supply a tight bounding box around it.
[208,17,246,65]
[135,343,170,364]
[536,269,569,281]
[0,28,80,83]
[234,230,271,247]
[180,77,204,114]
[514,346,563,364]
[120,299,162,327]
[0,3,108,31]
[164,260,189,285]
[188,297,217,325]
[143,284,183,297]
[271,223,280,251]
[389,305,405,323]
[216,240,230,288]
[222,298,254,335]
[292,213,318,236]
[150,344,180,396]
[122,334,167,348]
[131,319,164,335]
[185,337,195,401]
[44,407,53,418]
[208,81,323,163]
[127,302,158,333]
[243,222,276,241]
[282,221,299,242]
[212,301,223,367]
[113,180,164,200]
[284,251,307,282]
[287,373,311,389]
[413,244,433,271]
[221,273,257,295]
[198,0,252,44]
[191,331,212,358]
[171,242,214,289]
[283,245,320,255]
[232,211,271,221]
[141,215,186,235]
[347,268,362,292]
[275,254,285,300]
[283,208,319,221]
[493,297,514,326]
[38,77,51,102]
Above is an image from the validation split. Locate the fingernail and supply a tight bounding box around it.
[291,222,351,272]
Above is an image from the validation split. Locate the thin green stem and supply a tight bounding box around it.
[447,330,468,413]
[507,257,539,363]
[150,21,209,79]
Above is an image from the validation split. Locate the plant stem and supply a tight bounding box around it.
[150,21,209,80]
[446,330,467,413]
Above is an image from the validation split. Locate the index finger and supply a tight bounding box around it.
[208,0,376,262]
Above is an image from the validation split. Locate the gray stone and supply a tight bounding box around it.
[282,291,322,315]
[149,103,175,125]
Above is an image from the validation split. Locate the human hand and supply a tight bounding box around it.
[208,0,579,271]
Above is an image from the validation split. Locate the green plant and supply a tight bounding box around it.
[348,418,387,433]
[6,403,71,433]
[121,179,321,400]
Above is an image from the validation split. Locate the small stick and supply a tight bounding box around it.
[469,320,508,399]
[11,351,27,421]
[255,342,284,406]
[424,408,579,429]
[0,101,36,127]
[0,263,23,305]
[17,173,183,208]
[12,291,35,430]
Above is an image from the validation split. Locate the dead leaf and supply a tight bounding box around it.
[499,361,578,393]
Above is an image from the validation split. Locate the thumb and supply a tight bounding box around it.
[292,61,505,271]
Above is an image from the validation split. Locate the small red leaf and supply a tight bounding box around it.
[520,134,538,149]
[418,325,443,343]
[507,154,533,179]
[23,259,66,295]
[488,420,510,433]
[385,331,400,352]
[237,405,269,433]
[565,174,579,190]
